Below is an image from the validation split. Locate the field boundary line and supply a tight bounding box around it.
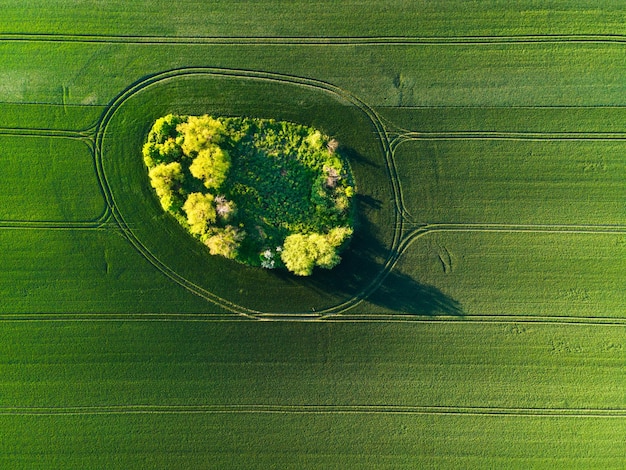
[5,33,626,46]
[0,404,624,418]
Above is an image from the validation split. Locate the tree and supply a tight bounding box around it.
[189,144,231,189]
[203,226,243,259]
[148,114,186,144]
[182,192,216,235]
[148,162,183,210]
[177,115,224,155]
[280,232,343,276]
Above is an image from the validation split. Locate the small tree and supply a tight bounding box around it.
[203,226,243,259]
[182,192,216,235]
[280,232,344,276]
[177,115,224,155]
[148,162,183,210]
[189,145,231,189]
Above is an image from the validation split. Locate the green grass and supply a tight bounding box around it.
[0,42,625,108]
[0,229,219,313]
[394,139,626,225]
[379,231,626,317]
[0,1,625,467]
[3,0,626,37]
[0,136,105,221]
[0,320,623,468]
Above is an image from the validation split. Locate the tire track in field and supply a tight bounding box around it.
[0,314,624,326]
[93,67,405,317]
[390,130,626,151]
[388,131,626,223]
[0,128,112,228]
[0,218,112,230]
[4,33,626,46]
[0,404,624,418]
[0,127,91,139]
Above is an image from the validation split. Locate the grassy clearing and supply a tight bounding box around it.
[0,320,623,467]
[379,231,626,317]
[0,136,104,221]
[394,139,626,225]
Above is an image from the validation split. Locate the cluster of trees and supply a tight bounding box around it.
[142,114,356,276]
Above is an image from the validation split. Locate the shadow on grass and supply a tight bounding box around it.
[306,194,463,317]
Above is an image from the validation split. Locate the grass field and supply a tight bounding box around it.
[0,1,624,468]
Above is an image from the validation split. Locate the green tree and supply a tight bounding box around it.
[148,162,183,210]
[280,232,343,276]
[203,226,243,259]
[148,114,186,144]
[177,115,224,155]
[182,192,216,235]
[189,144,231,189]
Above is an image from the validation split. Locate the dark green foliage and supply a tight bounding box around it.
[143,114,356,275]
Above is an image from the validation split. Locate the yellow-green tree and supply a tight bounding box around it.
[148,162,183,210]
[280,229,352,276]
[182,192,216,235]
[177,115,224,155]
[189,144,231,189]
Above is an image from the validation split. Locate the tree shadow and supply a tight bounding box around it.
[308,195,464,317]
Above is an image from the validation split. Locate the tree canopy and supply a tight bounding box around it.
[143,114,356,276]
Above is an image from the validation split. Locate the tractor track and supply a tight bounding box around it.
[0,403,623,418]
[4,33,626,46]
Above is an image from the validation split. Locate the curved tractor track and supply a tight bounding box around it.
[0,125,111,230]
[94,67,406,318]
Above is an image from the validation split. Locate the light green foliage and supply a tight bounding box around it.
[182,192,216,235]
[148,162,183,210]
[177,115,224,156]
[281,232,343,276]
[189,145,230,189]
[203,225,243,259]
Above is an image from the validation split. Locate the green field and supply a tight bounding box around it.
[1,1,624,468]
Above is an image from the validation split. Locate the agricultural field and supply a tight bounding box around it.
[0,1,624,468]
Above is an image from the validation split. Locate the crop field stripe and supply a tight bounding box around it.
[0,404,624,418]
[5,33,626,46]
[0,132,110,225]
